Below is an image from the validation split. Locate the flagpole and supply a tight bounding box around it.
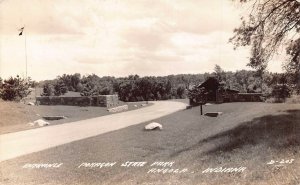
[24,27,28,80]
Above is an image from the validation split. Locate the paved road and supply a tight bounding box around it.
[0,101,186,162]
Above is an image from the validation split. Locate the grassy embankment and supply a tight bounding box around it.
[0,98,151,134]
[0,101,299,185]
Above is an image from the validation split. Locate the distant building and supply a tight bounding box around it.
[189,77,262,105]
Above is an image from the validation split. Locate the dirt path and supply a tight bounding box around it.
[0,101,187,162]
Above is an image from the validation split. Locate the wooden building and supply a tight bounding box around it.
[190,77,262,105]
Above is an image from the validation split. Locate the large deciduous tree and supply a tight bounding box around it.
[213,65,226,82]
[230,0,300,75]
[285,38,300,93]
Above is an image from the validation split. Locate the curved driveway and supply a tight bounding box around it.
[0,101,186,162]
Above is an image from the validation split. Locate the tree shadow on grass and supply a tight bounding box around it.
[200,109,300,155]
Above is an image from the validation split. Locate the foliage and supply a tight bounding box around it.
[188,86,207,104]
[230,0,300,94]
[53,80,68,96]
[80,82,98,96]
[1,76,31,101]
[76,83,84,92]
[230,0,300,69]
[271,84,291,102]
[285,95,300,103]
[57,73,81,92]
[285,38,300,94]
[176,85,186,99]
[213,65,226,82]
[112,75,174,101]
[42,83,54,96]
[36,66,298,100]
[80,74,115,96]
[26,77,38,88]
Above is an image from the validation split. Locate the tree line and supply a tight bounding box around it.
[0,65,297,102]
[39,73,198,101]
[37,65,298,102]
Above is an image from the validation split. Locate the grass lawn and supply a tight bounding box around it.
[0,100,151,134]
[0,101,299,185]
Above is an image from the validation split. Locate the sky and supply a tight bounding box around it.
[0,0,284,81]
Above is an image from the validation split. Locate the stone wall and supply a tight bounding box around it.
[189,92,263,105]
[220,93,263,102]
[236,93,263,102]
[36,95,119,107]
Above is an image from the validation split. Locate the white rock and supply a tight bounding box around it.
[145,122,163,130]
[134,105,138,108]
[141,104,147,107]
[204,103,212,106]
[34,119,50,126]
[27,102,35,106]
[28,122,35,126]
[107,105,128,113]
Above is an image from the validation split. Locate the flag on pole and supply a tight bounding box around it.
[18,27,24,36]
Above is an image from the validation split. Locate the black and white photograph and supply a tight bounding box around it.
[0,0,299,184]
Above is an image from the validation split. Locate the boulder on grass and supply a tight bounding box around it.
[28,122,35,126]
[145,122,163,130]
[34,119,50,126]
[27,102,35,106]
[107,105,129,113]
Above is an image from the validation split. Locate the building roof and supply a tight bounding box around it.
[197,77,220,90]
[225,89,239,93]
[238,93,262,95]
[197,77,239,93]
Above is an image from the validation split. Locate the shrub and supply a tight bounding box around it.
[285,95,300,104]
[1,76,31,101]
[188,87,208,105]
[53,80,68,96]
[176,85,186,99]
[80,82,97,96]
[76,83,84,92]
[265,97,285,103]
[42,83,54,96]
[271,84,291,101]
